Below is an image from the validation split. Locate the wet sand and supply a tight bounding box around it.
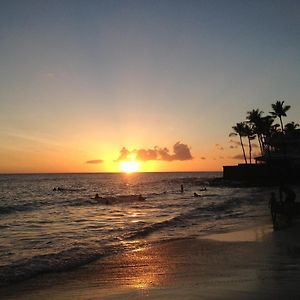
[1,223,300,299]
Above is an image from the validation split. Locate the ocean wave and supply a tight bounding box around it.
[125,196,256,240]
[0,194,148,216]
[0,246,106,287]
[0,203,37,215]
[68,194,146,207]
[125,214,186,240]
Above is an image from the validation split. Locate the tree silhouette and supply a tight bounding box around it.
[284,121,299,133]
[246,109,265,156]
[270,101,291,132]
[260,115,275,157]
[229,100,300,168]
[244,123,255,164]
[230,122,248,164]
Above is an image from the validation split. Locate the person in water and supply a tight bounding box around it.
[94,193,100,199]
[180,184,184,193]
[138,194,145,201]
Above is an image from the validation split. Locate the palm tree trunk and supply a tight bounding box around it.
[239,135,247,164]
[248,137,252,164]
[258,135,264,156]
[279,116,284,132]
[260,134,269,159]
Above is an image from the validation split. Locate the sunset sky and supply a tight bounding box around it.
[1,0,300,173]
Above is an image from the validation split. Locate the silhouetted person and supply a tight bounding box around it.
[180,184,184,193]
[94,193,100,199]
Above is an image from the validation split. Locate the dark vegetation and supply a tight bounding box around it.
[230,101,299,164]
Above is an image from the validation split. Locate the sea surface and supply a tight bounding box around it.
[0,172,276,285]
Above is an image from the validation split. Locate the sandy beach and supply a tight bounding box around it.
[1,221,300,300]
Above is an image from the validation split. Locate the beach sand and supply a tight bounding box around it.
[1,222,300,300]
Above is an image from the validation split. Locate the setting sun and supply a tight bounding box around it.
[120,161,140,173]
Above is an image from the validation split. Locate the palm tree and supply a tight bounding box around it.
[270,100,291,132]
[246,109,265,156]
[244,123,255,164]
[230,122,248,164]
[260,115,275,156]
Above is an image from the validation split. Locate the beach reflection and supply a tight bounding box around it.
[98,245,175,290]
[206,225,273,242]
[110,245,171,289]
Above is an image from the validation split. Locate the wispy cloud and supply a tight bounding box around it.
[229,139,259,149]
[229,139,240,146]
[116,142,193,162]
[230,151,260,160]
[231,154,245,160]
[215,144,224,151]
[86,159,103,164]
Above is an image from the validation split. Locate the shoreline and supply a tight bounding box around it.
[1,222,300,299]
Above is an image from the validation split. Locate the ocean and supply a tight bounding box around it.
[0,172,275,286]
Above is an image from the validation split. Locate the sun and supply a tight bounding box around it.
[120,161,140,173]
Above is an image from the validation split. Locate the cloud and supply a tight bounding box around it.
[215,144,224,151]
[116,142,193,162]
[229,139,241,146]
[171,142,193,161]
[201,157,206,160]
[229,139,259,150]
[86,159,103,164]
[230,154,245,160]
[230,151,261,160]
[117,147,130,161]
[136,148,158,161]
[157,147,173,161]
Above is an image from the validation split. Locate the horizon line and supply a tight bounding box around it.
[0,170,222,175]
